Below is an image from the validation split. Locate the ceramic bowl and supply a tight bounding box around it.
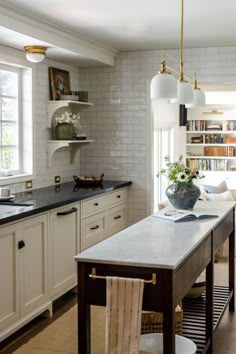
[140,333,197,354]
[185,270,206,298]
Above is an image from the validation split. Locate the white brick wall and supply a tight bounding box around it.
[79,46,236,225]
[2,44,236,225]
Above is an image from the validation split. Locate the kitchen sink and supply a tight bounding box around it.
[0,204,32,214]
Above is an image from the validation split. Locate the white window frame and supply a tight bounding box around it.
[0,63,23,177]
[0,57,33,186]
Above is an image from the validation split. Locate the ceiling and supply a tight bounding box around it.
[0,0,236,67]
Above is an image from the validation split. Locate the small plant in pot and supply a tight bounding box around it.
[158,155,204,210]
[55,111,80,140]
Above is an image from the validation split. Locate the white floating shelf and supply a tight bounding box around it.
[186,143,236,147]
[48,140,94,167]
[186,156,236,160]
[186,131,236,134]
[47,100,94,127]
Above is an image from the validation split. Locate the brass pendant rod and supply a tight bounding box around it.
[180,0,184,82]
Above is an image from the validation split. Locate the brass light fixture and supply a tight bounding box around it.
[151,0,205,107]
[24,46,47,63]
[203,110,223,115]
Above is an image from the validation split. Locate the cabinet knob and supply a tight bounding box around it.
[94,203,98,206]
[90,225,99,230]
[117,195,121,198]
[57,207,77,216]
[18,240,25,249]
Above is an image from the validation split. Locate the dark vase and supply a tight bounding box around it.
[55,123,73,140]
[166,182,201,210]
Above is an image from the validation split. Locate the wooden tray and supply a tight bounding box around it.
[73,173,104,186]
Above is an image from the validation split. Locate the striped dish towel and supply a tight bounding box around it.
[105,276,144,354]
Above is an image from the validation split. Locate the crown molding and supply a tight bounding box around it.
[0,1,118,66]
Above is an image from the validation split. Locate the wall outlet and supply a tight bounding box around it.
[55,176,60,184]
[25,180,33,189]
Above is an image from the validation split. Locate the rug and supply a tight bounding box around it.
[13,305,106,354]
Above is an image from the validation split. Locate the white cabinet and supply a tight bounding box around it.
[0,223,20,333]
[81,188,128,251]
[0,213,51,341]
[48,203,80,300]
[0,185,129,341]
[47,100,94,166]
[20,214,49,316]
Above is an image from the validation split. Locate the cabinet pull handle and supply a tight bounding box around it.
[57,207,77,216]
[94,203,98,206]
[18,240,25,249]
[90,225,99,230]
[117,195,121,198]
[114,215,121,220]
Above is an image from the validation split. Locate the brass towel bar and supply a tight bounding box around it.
[89,267,157,285]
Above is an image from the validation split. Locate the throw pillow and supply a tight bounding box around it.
[206,190,235,202]
[202,180,228,194]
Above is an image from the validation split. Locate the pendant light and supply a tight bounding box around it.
[171,0,193,104]
[150,0,205,106]
[186,74,206,108]
[150,53,177,100]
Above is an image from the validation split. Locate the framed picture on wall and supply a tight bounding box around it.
[49,67,71,100]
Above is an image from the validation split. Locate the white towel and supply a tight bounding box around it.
[105,276,144,354]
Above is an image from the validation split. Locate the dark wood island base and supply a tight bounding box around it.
[76,203,235,354]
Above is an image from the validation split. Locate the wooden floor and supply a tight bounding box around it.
[0,291,77,354]
[1,259,236,354]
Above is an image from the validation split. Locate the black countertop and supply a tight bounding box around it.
[0,180,132,226]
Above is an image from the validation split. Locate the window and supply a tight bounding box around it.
[0,62,33,182]
[154,127,173,210]
[0,64,21,176]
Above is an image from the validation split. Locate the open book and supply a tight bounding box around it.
[153,208,219,223]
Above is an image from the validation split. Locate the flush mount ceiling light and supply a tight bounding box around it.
[24,46,47,63]
[151,0,205,107]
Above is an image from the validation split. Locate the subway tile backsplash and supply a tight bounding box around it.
[2,44,236,225]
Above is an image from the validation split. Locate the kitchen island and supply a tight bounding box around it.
[75,201,235,354]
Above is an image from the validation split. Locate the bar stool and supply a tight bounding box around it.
[140,333,197,354]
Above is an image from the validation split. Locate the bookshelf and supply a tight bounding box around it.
[186,107,236,172]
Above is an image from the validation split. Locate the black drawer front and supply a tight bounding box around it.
[213,211,234,254]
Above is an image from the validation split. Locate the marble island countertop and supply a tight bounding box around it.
[75,201,235,270]
[0,180,132,225]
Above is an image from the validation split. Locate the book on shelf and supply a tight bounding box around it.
[152,208,219,223]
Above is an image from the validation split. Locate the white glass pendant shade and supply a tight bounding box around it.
[26,53,45,63]
[194,88,206,106]
[171,81,193,104]
[150,72,177,100]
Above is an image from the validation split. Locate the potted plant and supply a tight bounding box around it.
[54,111,80,140]
[158,155,204,210]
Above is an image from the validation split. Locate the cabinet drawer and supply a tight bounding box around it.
[213,210,233,254]
[82,188,128,218]
[107,203,128,236]
[81,212,106,251]
[82,194,111,218]
[106,188,128,207]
